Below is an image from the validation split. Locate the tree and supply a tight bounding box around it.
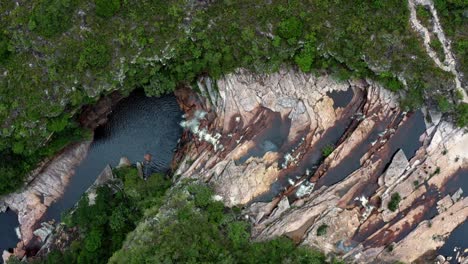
[436,95,453,113]
[0,33,10,63]
[143,72,176,97]
[29,0,76,37]
[294,33,317,72]
[77,40,111,71]
[277,17,303,41]
[95,0,120,18]
[84,229,102,252]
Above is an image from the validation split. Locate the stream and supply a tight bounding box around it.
[0,90,183,257]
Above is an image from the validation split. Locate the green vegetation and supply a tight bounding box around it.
[0,33,10,63]
[436,95,453,113]
[434,0,468,83]
[77,40,112,71]
[34,168,171,264]
[110,182,342,263]
[388,193,402,212]
[455,103,468,127]
[430,38,446,62]
[322,144,335,158]
[416,5,433,30]
[95,0,120,18]
[35,172,341,264]
[317,224,329,236]
[29,0,78,37]
[0,0,466,195]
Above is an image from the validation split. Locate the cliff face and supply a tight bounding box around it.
[174,69,467,263]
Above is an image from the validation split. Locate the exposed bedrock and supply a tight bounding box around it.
[174,68,467,263]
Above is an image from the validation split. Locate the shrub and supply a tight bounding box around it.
[77,40,111,71]
[388,193,401,212]
[0,165,23,195]
[277,17,303,41]
[455,103,468,127]
[188,183,215,208]
[0,33,10,63]
[294,33,317,72]
[95,0,120,18]
[29,0,77,37]
[322,144,335,158]
[436,95,453,113]
[317,224,328,236]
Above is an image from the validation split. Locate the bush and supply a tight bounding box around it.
[0,33,10,63]
[322,144,335,158]
[436,95,453,113]
[0,164,23,195]
[277,17,303,41]
[455,103,468,127]
[317,224,328,236]
[77,40,111,71]
[388,193,401,212]
[29,0,77,37]
[294,33,317,72]
[95,0,120,18]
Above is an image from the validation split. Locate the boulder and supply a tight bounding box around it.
[117,157,131,168]
[2,250,12,263]
[379,149,408,187]
[33,222,55,242]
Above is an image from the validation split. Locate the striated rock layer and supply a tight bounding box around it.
[0,141,91,250]
[174,68,467,263]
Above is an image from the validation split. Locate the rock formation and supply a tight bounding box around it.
[79,91,124,129]
[174,68,467,263]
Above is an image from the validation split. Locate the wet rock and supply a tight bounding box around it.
[92,164,114,186]
[436,254,446,263]
[79,91,124,130]
[0,201,6,213]
[451,188,463,202]
[136,162,143,179]
[33,222,55,242]
[2,250,12,263]
[13,241,25,260]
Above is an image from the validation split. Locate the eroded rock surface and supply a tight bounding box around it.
[174,69,467,263]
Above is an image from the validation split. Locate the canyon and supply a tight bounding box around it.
[1,69,466,263]
[174,68,467,263]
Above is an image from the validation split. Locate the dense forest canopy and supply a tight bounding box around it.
[0,0,466,194]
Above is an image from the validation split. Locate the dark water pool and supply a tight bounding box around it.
[0,90,182,257]
[45,91,183,221]
[0,210,19,254]
[327,88,354,108]
[437,169,468,262]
